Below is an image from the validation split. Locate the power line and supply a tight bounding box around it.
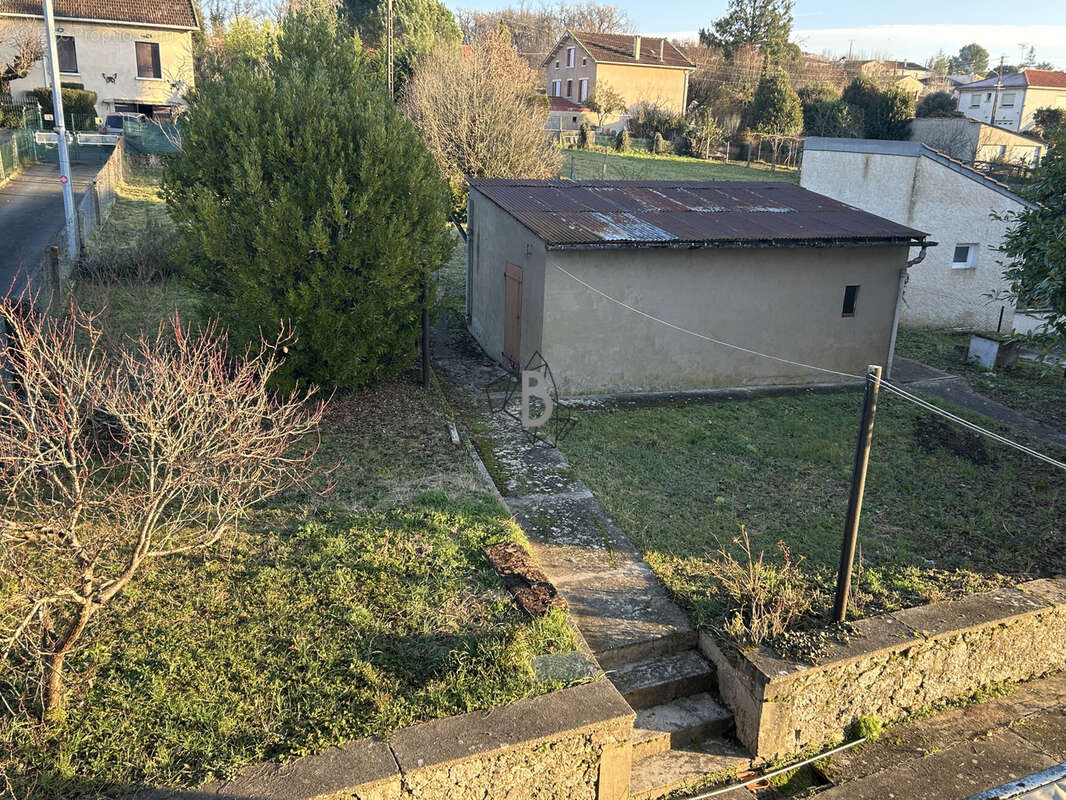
[554,263,1066,472]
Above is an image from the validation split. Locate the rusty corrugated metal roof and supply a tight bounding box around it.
[468,179,929,250]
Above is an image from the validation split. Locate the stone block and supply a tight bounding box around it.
[196,737,400,800]
[596,740,631,800]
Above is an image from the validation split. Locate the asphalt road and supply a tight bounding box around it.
[0,163,98,297]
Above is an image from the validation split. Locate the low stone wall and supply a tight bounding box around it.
[702,579,1066,763]
[192,679,634,800]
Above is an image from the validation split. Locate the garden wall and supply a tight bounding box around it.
[195,679,634,800]
[702,578,1066,763]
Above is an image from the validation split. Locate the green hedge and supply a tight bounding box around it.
[31,86,98,130]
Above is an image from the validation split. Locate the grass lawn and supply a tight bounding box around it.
[7,495,575,797]
[3,169,580,798]
[559,391,1066,635]
[559,147,798,182]
[896,326,1066,433]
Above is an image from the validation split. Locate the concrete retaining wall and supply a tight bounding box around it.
[197,679,634,800]
[702,579,1066,763]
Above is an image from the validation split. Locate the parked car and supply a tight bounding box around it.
[100,113,147,135]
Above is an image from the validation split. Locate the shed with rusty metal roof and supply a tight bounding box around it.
[466,178,929,395]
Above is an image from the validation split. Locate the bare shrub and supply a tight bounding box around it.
[75,212,185,284]
[708,526,810,644]
[0,297,324,718]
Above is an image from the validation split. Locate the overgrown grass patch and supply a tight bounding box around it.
[3,494,579,798]
[559,147,798,182]
[896,326,1066,433]
[559,392,1065,631]
[11,171,584,798]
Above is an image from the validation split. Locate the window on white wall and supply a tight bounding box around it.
[56,35,77,73]
[969,94,980,107]
[1000,92,1016,108]
[952,244,978,268]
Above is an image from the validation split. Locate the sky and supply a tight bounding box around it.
[446,0,1066,68]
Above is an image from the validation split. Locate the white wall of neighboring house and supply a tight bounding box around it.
[958,85,1066,132]
[801,139,1032,332]
[1,18,194,119]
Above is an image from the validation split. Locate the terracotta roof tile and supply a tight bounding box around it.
[559,31,693,69]
[0,0,197,28]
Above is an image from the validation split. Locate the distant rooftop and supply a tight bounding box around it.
[544,31,694,70]
[959,69,1066,91]
[468,179,927,250]
[804,138,1034,207]
[0,0,196,27]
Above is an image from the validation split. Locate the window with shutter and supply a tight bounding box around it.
[57,36,77,73]
[136,42,161,79]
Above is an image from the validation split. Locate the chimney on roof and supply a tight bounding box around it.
[633,35,641,59]
[659,39,665,60]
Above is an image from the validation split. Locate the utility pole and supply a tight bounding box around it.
[832,364,883,623]
[989,55,1005,127]
[42,0,77,260]
[386,0,394,95]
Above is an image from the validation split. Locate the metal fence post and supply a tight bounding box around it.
[832,364,883,623]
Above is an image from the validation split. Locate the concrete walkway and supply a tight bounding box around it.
[432,315,752,799]
[818,672,1066,800]
[431,321,694,670]
[0,162,98,297]
[892,356,1066,448]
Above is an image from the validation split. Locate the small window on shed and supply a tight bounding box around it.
[952,244,978,268]
[841,285,859,317]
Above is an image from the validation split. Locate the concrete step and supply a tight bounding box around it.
[630,739,753,800]
[595,629,697,672]
[609,649,715,710]
[631,692,734,762]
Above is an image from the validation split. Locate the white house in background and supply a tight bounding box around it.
[911,117,1045,166]
[0,0,197,120]
[801,138,1034,332]
[955,69,1066,132]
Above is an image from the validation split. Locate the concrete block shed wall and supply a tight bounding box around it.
[801,147,1026,331]
[537,245,905,395]
[467,189,547,368]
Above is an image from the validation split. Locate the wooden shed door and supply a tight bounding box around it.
[504,263,523,371]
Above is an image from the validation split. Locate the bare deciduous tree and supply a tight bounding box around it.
[402,27,559,214]
[586,82,625,129]
[0,298,324,719]
[0,22,43,96]
[455,2,632,68]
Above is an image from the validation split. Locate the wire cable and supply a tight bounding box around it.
[554,262,1066,472]
[553,263,866,381]
[878,379,1066,472]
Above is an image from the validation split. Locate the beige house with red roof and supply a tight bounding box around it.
[0,0,196,120]
[956,69,1066,132]
[542,30,694,130]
